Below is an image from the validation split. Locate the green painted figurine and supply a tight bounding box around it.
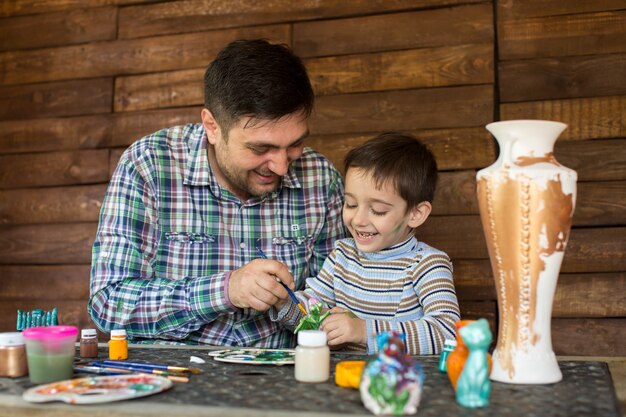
[456,318,492,408]
[16,308,58,330]
[294,298,331,333]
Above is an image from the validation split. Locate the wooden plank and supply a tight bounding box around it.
[311,85,494,135]
[561,227,626,273]
[109,148,126,177]
[307,43,494,96]
[421,216,625,273]
[500,96,626,141]
[0,114,112,154]
[458,301,497,336]
[552,318,626,356]
[118,0,484,39]
[0,222,97,264]
[114,43,494,112]
[498,10,626,60]
[555,139,626,181]
[498,0,626,19]
[0,300,96,334]
[0,150,109,189]
[499,53,626,102]
[111,107,200,147]
[0,25,290,85]
[0,6,116,51]
[432,170,479,216]
[307,127,496,173]
[0,107,199,154]
[0,78,113,121]
[0,265,90,300]
[115,68,204,113]
[0,184,106,225]
[293,3,493,58]
[452,259,495,301]
[553,272,626,318]
[0,0,153,17]
[574,181,626,226]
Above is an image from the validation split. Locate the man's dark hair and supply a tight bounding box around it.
[343,132,438,209]
[204,39,314,134]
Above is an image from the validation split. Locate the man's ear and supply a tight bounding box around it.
[201,108,220,145]
[407,201,432,228]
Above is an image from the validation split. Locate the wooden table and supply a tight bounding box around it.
[0,344,623,417]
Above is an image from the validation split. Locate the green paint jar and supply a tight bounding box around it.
[23,325,78,384]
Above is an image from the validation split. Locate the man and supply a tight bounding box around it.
[89,39,346,348]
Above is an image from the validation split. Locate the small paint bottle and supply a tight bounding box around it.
[0,332,28,378]
[108,329,128,360]
[295,330,330,383]
[438,339,457,372]
[80,328,99,358]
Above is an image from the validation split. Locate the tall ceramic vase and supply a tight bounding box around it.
[476,120,577,384]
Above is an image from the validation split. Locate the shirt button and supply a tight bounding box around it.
[240,242,247,249]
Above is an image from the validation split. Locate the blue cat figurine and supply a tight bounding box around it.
[455,318,492,408]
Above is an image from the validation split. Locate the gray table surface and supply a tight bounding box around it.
[0,344,622,417]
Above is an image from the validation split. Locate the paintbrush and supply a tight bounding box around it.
[90,362,190,383]
[256,247,308,316]
[96,360,202,374]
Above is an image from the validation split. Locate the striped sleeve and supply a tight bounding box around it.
[368,253,460,355]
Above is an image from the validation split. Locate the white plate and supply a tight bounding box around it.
[209,348,295,365]
[22,374,172,404]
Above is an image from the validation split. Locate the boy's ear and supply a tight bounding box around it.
[201,108,221,145]
[407,201,432,228]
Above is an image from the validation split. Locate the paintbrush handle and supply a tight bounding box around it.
[100,360,191,372]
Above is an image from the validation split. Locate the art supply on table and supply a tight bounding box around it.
[209,349,295,365]
[22,374,172,404]
[438,339,457,373]
[335,360,365,389]
[256,247,308,316]
[97,359,201,374]
[294,330,330,383]
[74,365,129,376]
[0,332,28,378]
[22,325,78,384]
[16,308,58,331]
[91,361,190,383]
[79,328,99,358]
[108,329,128,360]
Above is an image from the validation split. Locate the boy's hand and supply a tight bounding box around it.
[321,307,366,346]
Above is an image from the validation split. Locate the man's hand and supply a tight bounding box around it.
[321,307,366,346]
[228,258,294,311]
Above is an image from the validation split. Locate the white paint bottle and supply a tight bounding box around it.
[295,330,330,383]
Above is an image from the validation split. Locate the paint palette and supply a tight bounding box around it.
[22,374,172,404]
[209,348,295,365]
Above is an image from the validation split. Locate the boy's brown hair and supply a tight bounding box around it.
[343,132,438,210]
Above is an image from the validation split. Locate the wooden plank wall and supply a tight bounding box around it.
[0,0,624,355]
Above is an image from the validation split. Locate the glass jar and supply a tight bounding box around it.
[80,328,99,358]
[108,329,128,360]
[295,330,330,383]
[0,332,28,377]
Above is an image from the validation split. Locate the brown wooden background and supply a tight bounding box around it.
[0,0,624,356]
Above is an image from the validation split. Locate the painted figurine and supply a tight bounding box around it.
[360,331,424,416]
[294,298,331,333]
[455,318,492,408]
[16,308,58,330]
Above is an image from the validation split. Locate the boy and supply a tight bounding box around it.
[271,132,460,355]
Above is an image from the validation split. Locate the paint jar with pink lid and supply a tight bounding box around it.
[0,332,28,378]
[22,325,78,383]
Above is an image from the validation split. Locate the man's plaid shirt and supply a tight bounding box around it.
[89,123,345,348]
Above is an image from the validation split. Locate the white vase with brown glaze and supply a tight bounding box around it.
[477,120,577,384]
